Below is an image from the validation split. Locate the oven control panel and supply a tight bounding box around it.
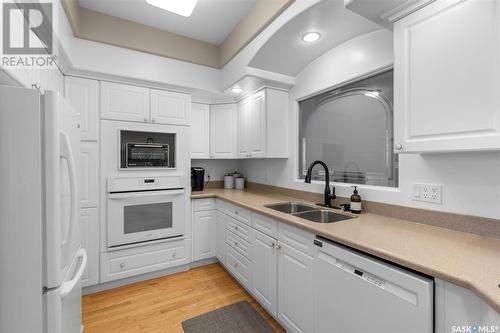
[107,176,183,192]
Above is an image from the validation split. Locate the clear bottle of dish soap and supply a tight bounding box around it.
[350,186,362,214]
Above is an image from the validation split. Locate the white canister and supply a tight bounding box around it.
[235,177,245,190]
[224,175,234,189]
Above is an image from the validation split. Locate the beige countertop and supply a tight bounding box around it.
[191,188,500,313]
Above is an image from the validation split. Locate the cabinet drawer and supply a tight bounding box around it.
[226,217,253,243]
[252,213,278,239]
[226,229,252,260]
[278,222,315,257]
[226,246,251,290]
[100,240,189,282]
[219,201,251,226]
[193,198,216,212]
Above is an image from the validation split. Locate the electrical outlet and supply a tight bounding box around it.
[412,183,442,204]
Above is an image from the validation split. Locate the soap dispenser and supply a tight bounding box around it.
[350,186,362,214]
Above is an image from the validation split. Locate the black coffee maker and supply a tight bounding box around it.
[191,167,205,191]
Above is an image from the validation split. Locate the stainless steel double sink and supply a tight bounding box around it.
[264,202,356,223]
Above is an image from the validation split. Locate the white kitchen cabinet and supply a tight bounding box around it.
[210,103,238,158]
[65,76,99,141]
[150,88,191,126]
[237,88,289,158]
[100,81,150,122]
[251,230,277,317]
[79,142,98,208]
[80,208,99,287]
[277,241,314,333]
[215,212,227,265]
[100,239,190,282]
[394,0,500,153]
[191,103,210,159]
[435,279,499,333]
[193,211,215,261]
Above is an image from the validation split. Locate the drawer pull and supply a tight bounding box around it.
[235,226,238,230]
[234,263,238,268]
[271,243,275,247]
[120,263,125,269]
[234,242,238,246]
[276,245,281,250]
[172,253,177,258]
[235,211,239,215]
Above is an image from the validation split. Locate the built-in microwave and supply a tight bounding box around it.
[120,130,176,169]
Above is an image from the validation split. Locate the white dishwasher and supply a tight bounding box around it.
[313,237,433,333]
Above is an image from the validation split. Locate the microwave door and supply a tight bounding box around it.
[107,190,185,247]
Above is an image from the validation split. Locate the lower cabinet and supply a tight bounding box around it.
[226,245,252,290]
[251,230,278,317]
[277,241,314,333]
[193,210,215,261]
[100,239,190,282]
[80,208,99,287]
[214,212,227,265]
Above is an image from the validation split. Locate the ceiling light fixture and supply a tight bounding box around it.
[302,32,321,43]
[231,87,242,94]
[145,0,198,17]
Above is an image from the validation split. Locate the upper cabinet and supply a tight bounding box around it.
[394,0,500,153]
[211,103,238,159]
[65,76,99,141]
[191,103,210,159]
[101,81,149,122]
[237,88,289,159]
[100,81,191,125]
[150,89,191,125]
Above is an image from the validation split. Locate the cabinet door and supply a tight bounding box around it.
[210,104,237,158]
[237,98,251,158]
[150,89,191,125]
[193,211,215,261]
[251,230,277,316]
[215,212,227,265]
[278,242,314,333]
[191,103,210,159]
[79,142,98,208]
[394,0,500,153]
[80,208,99,287]
[100,81,149,122]
[65,76,99,141]
[247,90,267,158]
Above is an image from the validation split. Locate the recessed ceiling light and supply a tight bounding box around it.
[302,32,321,43]
[231,87,242,94]
[145,0,198,17]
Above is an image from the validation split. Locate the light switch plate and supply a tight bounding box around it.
[412,183,442,204]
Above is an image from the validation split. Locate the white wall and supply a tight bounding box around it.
[239,30,500,220]
[191,159,240,182]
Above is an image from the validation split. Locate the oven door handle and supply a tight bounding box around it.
[108,189,185,200]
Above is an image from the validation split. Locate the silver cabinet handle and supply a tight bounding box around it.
[234,263,238,268]
[235,226,238,230]
[235,211,238,215]
[152,118,156,122]
[271,243,275,247]
[395,144,403,150]
[120,263,125,269]
[144,117,148,122]
[276,245,281,250]
[234,242,238,246]
[172,252,177,258]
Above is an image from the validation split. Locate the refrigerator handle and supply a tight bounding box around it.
[60,131,78,252]
[61,248,87,298]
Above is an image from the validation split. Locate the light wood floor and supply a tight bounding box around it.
[83,263,285,333]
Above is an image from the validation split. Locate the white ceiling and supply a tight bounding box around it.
[78,0,257,45]
[249,0,382,76]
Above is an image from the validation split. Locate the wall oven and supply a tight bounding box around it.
[107,177,185,248]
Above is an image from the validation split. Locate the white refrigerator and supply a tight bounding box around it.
[0,86,86,333]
